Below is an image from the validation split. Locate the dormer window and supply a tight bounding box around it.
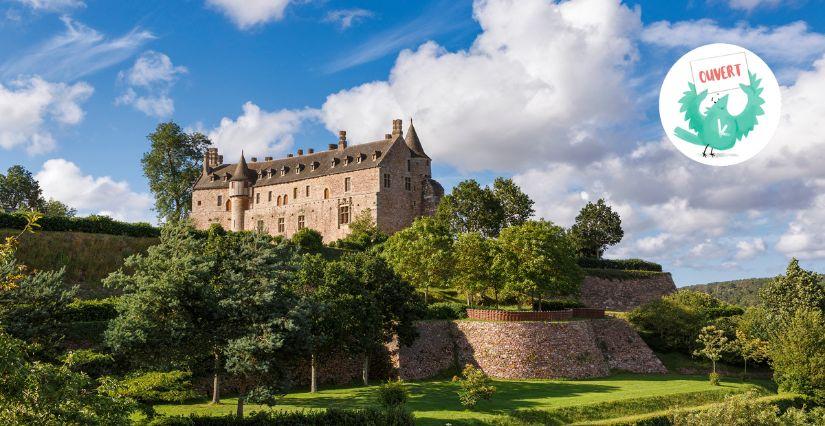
[372,150,381,161]
[223,175,230,182]
[280,166,288,176]
[311,161,319,171]
[295,164,304,174]
[344,156,353,165]
[356,153,364,163]
[330,158,339,167]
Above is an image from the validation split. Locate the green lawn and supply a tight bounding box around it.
[152,374,773,425]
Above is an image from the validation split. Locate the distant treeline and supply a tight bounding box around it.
[684,278,773,307]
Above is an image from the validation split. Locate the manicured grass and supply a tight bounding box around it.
[151,374,773,425]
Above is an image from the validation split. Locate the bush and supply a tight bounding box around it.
[708,372,720,386]
[532,299,584,311]
[115,371,200,404]
[457,364,496,409]
[291,228,324,253]
[769,309,825,404]
[63,349,114,377]
[577,257,662,272]
[64,298,118,322]
[146,407,415,425]
[377,379,409,408]
[670,390,815,426]
[424,302,469,320]
[0,211,159,237]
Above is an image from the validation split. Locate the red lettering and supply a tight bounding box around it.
[699,71,707,83]
[712,68,722,81]
[698,63,745,83]
[734,63,741,76]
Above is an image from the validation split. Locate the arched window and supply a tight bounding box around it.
[324,188,329,199]
[277,195,282,206]
[225,199,231,211]
[283,194,288,205]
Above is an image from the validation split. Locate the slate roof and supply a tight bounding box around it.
[404,120,429,159]
[194,137,399,190]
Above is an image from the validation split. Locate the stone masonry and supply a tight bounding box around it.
[580,273,677,311]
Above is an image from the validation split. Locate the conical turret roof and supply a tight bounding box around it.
[405,119,429,158]
[230,151,251,181]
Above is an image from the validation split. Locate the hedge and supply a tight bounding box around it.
[64,298,118,322]
[578,258,663,272]
[532,299,584,311]
[424,302,470,320]
[583,268,665,280]
[145,407,414,425]
[0,212,159,238]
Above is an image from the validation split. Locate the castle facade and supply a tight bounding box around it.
[190,119,443,241]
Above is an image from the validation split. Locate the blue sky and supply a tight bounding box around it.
[2,0,825,286]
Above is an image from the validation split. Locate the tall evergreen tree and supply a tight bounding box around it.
[141,122,210,223]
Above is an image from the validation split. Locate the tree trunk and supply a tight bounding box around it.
[362,354,369,386]
[211,351,221,404]
[744,359,748,377]
[466,293,471,307]
[712,360,716,374]
[236,395,244,418]
[310,353,318,393]
[494,289,499,309]
[424,287,429,304]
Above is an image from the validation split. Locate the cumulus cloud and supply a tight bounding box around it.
[116,51,187,118]
[206,102,318,160]
[205,0,292,29]
[735,238,767,260]
[324,9,373,30]
[777,194,825,259]
[1,17,154,81]
[0,76,92,154]
[726,0,783,12]
[10,0,84,11]
[321,0,642,171]
[36,159,153,223]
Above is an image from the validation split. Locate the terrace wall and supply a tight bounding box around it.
[580,273,677,311]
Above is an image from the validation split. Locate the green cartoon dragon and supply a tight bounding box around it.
[673,71,765,157]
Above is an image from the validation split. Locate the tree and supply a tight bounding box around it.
[141,122,210,223]
[769,309,825,404]
[494,220,582,308]
[41,199,76,217]
[291,228,324,253]
[569,198,623,258]
[693,325,732,383]
[759,258,824,319]
[492,177,534,228]
[382,216,453,304]
[0,165,44,213]
[436,179,504,237]
[452,232,498,306]
[734,329,768,378]
[332,209,387,250]
[104,223,298,405]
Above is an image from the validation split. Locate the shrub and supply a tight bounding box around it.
[291,228,324,253]
[114,371,200,404]
[532,298,584,311]
[63,349,114,377]
[377,379,409,408]
[769,309,825,404]
[0,211,159,237]
[457,364,496,409]
[425,302,469,320]
[577,257,662,272]
[146,407,414,425]
[64,298,118,322]
[708,372,720,386]
[670,390,815,426]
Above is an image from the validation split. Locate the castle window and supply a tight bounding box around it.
[197,200,202,206]
[277,218,285,233]
[223,175,229,182]
[280,166,287,176]
[372,150,381,161]
[283,194,288,205]
[256,220,265,233]
[256,192,260,204]
[293,187,298,199]
[217,195,222,206]
[331,158,338,167]
[405,177,411,191]
[344,177,351,192]
[407,160,411,172]
[311,162,319,171]
[383,173,391,188]
[356,154,362,163]
[338,205,350,225]
[277,195,282,206]
[344,156,352,165]
[268,191,272,202]
[305,185,310,197]
[324,188,330,199]
[225,199,231,211]
[297,215,305,230]
[296,164,302,174]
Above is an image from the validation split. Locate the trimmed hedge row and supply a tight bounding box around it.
[146,408,414,425]
[424,302,470,320]
[583,268,665,281]
[578,258,663,272]
[0,212,159,238]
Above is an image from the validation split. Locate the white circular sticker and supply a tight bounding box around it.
[659,43,781,166]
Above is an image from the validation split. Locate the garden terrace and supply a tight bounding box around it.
[466,307,605,321]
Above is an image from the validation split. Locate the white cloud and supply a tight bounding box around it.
[777,194,825,259]
[116,51,186,118]
[36,159,153,223]
[205,0,292,30]
[206,102,318,160]
[1,17,154,81]
[11,0,84,11]
[735,238,766,260]
[324,9,374,30]
[726,0,782,12]
[0,76,92,154]
[321,0,641,171]
[641,19,825,67]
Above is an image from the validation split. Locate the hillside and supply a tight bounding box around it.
[2,229,158,298]
[683,277,773,307]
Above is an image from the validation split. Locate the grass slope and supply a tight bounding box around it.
[2,229,157,298]
[682,278,772,307]
[151,374,772,425]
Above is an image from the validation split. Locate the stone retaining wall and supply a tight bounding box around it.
[580,273,676,311]
[466,308,605,321]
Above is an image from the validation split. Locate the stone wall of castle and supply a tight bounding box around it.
[579,273,677,312]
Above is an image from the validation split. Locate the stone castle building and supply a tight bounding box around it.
[190,119,444,241]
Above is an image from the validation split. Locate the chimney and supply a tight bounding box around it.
[250,157,257,162]
[287,154,293,157]
[391,118,403,138]
[385,133,392,139]
[218,155,223,164]
[297,149,303,156]
[264,156,273,161]
[308,148,314,154]
[338,130,347,150]
[328,144,337,150]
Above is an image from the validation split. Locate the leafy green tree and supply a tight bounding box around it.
[0,165,44,213]
[104,223,298,404]
[41,199,76,217]
[569,198,623,258]
[494,220,582,308]
[141,122,211,223]
[453,232,498,306]
[382,216,453,304]
[457,364,496,409]
[436,179,504,237]
[332,209,387,250]
[693,325,732,383]
[734,329,769,378]
[291,228,324,253]
[492,177,534,228]
[759,258,824,319]
[769,309,825,404]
